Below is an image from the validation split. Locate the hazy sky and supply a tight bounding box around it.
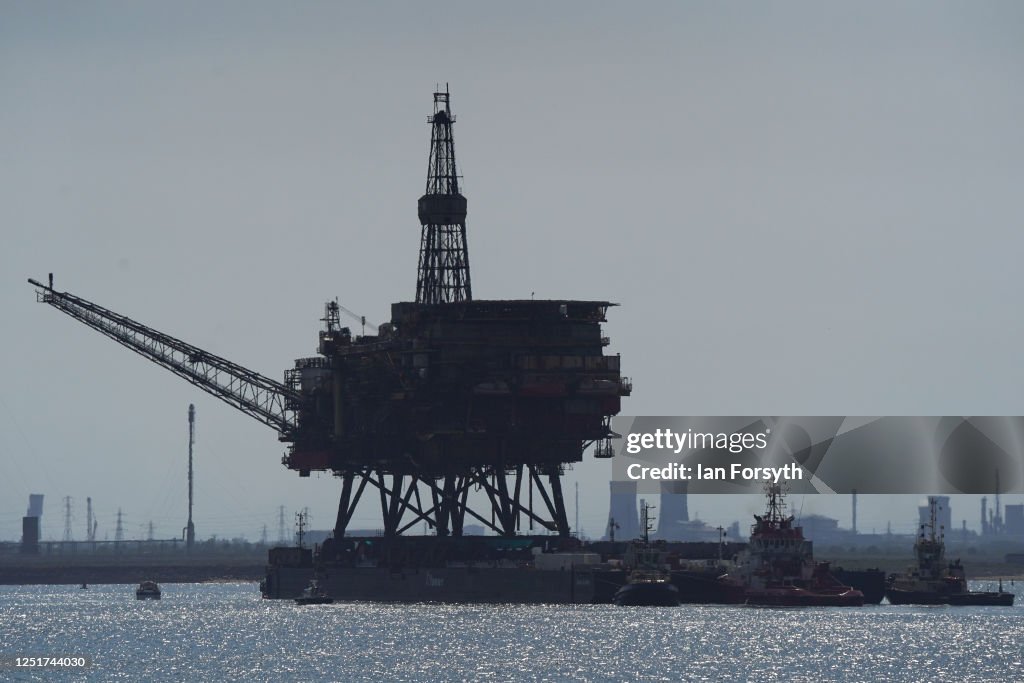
[2,2,1023,542]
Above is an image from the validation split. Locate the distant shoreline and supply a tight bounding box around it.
[0,564,265,585]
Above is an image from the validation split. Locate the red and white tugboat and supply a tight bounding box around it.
[720,483,864,607]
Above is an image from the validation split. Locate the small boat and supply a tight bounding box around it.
[886,498,1014,606]
[80,583,88,590]
[294,579,334,605]
[135,581,161,600]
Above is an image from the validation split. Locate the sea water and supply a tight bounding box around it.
[1,581,1021,682]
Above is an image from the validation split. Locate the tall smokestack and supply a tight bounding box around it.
[26,494,43,540]
[185,403,196,550]
[851,489,857,534]
[27,494,44,517]
[995,469,1002,534]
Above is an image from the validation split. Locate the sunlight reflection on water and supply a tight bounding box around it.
[1,582,1021,682]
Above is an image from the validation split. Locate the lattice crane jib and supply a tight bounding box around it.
[27,277,301,439]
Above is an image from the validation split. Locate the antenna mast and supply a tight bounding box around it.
[765,483,787,522]
[296,510,307,549]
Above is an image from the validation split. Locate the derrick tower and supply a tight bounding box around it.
[416,87,471,304]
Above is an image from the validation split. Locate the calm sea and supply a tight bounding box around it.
[1,581,1021,682]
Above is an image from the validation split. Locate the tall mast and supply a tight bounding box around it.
[416,86,472,304]
[765,483,787,522]
[186,403,195,550]
[995,469,1002,534]
[640,500,655,544]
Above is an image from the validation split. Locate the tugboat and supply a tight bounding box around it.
[720,483,864,606]
[291,510,334,605]
[613,502,680,606]
[135,581,161,600]
[886,497,1014,606]
[294,578,334,606]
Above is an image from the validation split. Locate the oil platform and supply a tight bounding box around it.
[29,89,632,602]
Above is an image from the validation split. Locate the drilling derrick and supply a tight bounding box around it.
[416,87,471,304]
[28,89,630,547]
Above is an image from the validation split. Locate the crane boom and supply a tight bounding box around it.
[28,277,300,438]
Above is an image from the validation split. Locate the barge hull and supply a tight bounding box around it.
[262,563,752,604]
[263,564,607,603]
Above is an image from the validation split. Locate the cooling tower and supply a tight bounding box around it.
[656,480,690,541]
[607,480,640,540]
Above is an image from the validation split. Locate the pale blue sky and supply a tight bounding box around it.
[2,2,1023,541]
